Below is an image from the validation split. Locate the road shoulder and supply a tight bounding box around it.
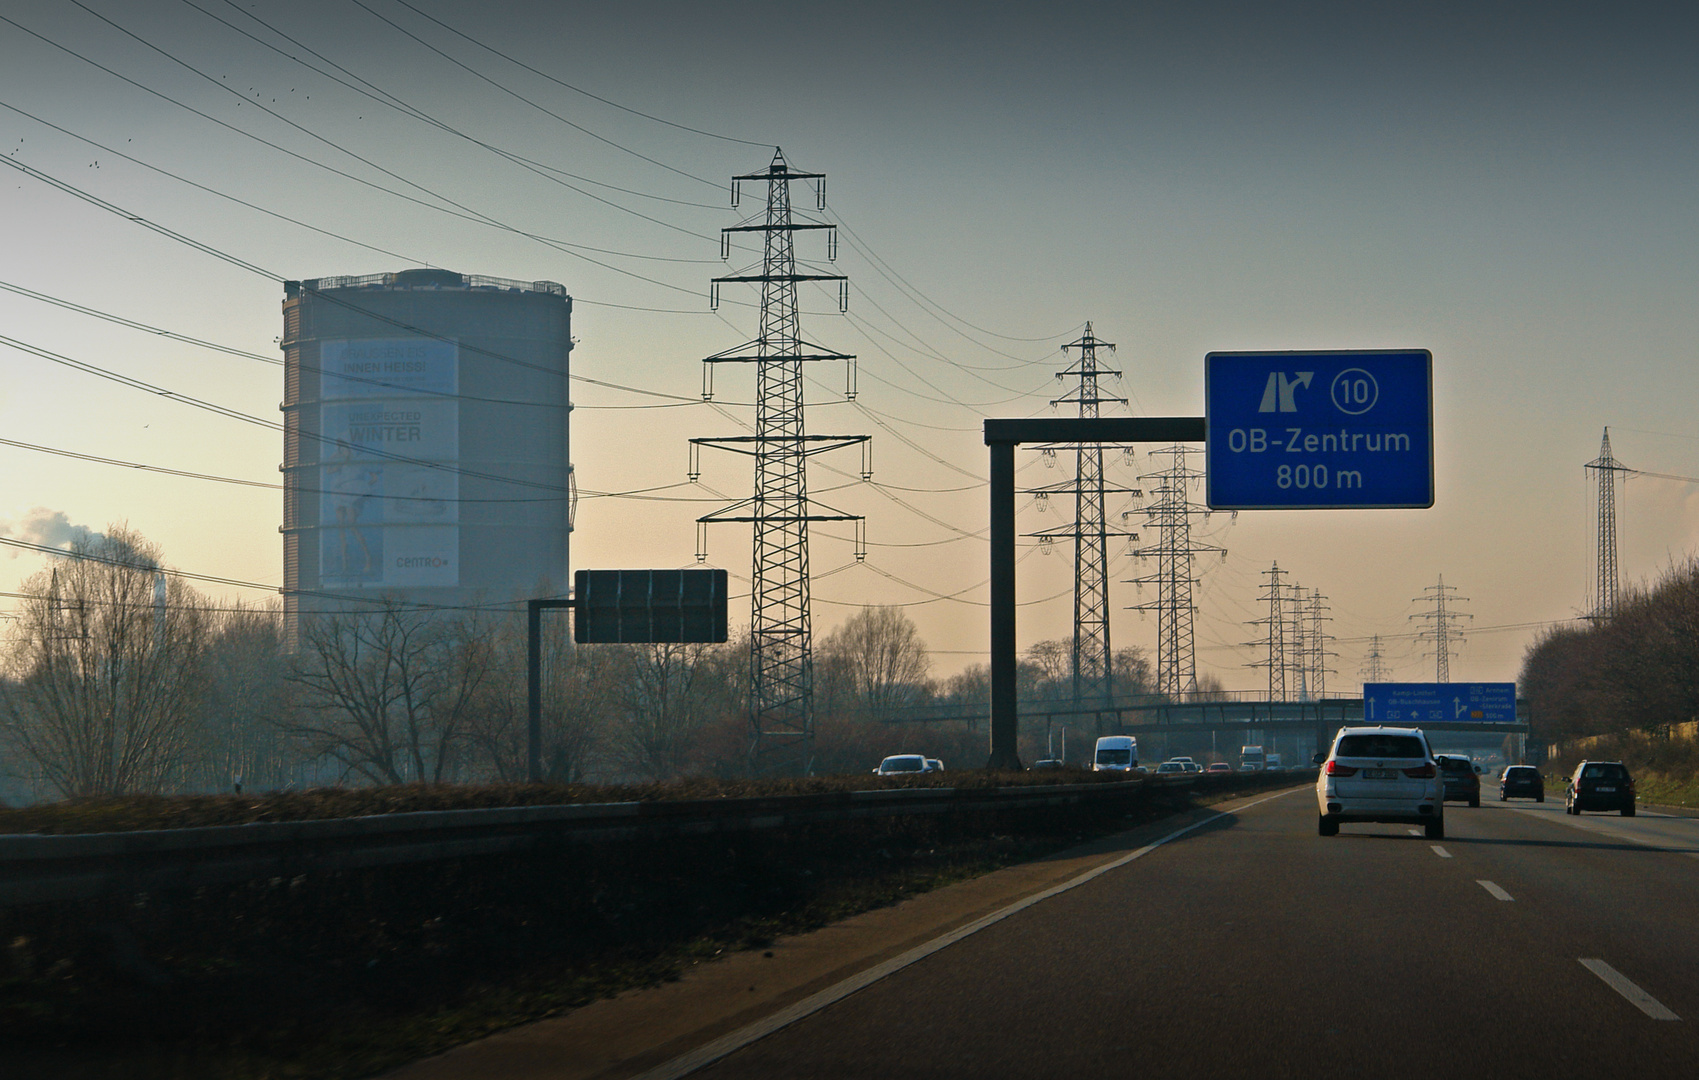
[385,786,1301,1080]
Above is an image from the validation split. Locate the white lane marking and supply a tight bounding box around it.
[1580,959,1681,1021]
[1431,845,1452,858]
[1408,828,1422,836]
[1477,880,1513,901]
[1506,805,1699,854]
[631,786,1303,1079]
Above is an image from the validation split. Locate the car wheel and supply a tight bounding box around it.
[1425,818,1444,840]
[1500,793,1507,801]
[1469,796,1480,808]
[1624,805,1636,817]
[1318,815,1338,837]
[1536,795,1544,803]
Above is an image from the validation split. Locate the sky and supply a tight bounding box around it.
[2,0,1697,690]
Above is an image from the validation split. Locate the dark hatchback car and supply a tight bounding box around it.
[1436,755,1481,807]
[1567,761,1636,816]
[1500,765,1544,802]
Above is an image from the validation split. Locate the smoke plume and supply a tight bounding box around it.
[0,507,104,557]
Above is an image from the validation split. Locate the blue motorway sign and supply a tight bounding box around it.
[1205,350,1433,509]
[1364,683,1518,726]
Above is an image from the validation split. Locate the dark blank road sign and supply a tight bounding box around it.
[574,569,728,644]
[1206,350,1433,509]
[1364,682,1518,726]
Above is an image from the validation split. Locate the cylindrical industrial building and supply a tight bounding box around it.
[280,269,572,632]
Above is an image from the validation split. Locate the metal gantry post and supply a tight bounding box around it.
[986,417,1204,770]
[526,598,573,782]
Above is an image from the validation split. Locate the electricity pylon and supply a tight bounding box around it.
[1285,576,1309,700]
[690,148,870,772]
[1412,575,1471,683]
[1023,323,1138,714]
[1247,562,1291,701]
[1303,588,1335,698]
[1129,444,1222,697]
[1360,634,1393,684]
[1586,427,1628,620]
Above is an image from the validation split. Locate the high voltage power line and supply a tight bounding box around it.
[0,10,1090,629]
[1586,427,1627,621]
[1411,575,1472,683]
[1022,323,1136,711]
[691,150,868,771]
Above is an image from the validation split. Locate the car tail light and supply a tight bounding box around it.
[1403,763,1436,778]
[1325,761,1357,777]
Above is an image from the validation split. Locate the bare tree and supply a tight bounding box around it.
[0,526,209,796]
[462,611,617,783]
[818,605,933,722]
[283,602,492,785]
[197,603,295,792]
[607,642,735,781]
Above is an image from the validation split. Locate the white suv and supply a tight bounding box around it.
[1315,727,1444,839]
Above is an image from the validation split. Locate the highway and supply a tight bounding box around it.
[676,787,1699,1079]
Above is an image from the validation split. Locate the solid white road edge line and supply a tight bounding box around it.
[629,786,1303,1080]
[1505,805,1699,853]
[1580,958,1681,1021]
[1431,845,1451,858]
[1477,880,1513,901]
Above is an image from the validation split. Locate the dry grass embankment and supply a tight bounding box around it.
[0,769,1133,835]
[1545,725,1699,809]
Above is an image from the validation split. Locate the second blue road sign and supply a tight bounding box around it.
[1205,350,1434,510]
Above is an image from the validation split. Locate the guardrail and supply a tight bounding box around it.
[2,776,1233,909]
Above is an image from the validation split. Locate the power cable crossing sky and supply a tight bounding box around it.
[3,0,1698,683]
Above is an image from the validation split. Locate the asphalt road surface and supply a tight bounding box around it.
[688,787,1699,1079]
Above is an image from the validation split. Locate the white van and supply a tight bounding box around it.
[1093,735,1139,772]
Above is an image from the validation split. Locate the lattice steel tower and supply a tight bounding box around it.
[691,149,869,770]
[1412,575,1471,683]
[1303,588,1334,698]
[1023,323,1138,711]
[1586,427,1628,620]
[1360,634,1393,684]
[1248,562,1291,701]
[1129,445,1222,696]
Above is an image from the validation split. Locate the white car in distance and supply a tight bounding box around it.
[873,754,935,776]
[1316,726,1444,839]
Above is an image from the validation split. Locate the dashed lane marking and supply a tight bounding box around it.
[1431,845,1451,858]
[1477,880,1513,901]
[1580,959,1681,1021]
[1407,828,1422,836]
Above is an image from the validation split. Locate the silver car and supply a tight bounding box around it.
[1315,727,1444,839]
[873,754,933,776]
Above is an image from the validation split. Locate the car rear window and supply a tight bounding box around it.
[882,757,924,772]
[1506,767,1537,779]
[1336,734,1428,759]
[1580,763,1628,780]
[1439,758,1473,773]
